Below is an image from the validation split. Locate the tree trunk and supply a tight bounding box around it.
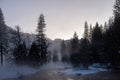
[1,45,3,66]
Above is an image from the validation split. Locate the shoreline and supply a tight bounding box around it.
[4,71,120,80]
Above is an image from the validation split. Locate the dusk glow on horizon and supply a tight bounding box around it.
[0,0,114,40]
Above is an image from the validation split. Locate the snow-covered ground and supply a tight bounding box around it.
[59,67,107,76]
[58,63,107,76]
[40,62,107,76]
[0,61,107,80]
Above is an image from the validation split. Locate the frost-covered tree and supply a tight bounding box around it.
[0,8,8,66]
[12,26,22,46]
[114,0,120,19]
[12,26,27,64]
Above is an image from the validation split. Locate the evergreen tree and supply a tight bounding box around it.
[105,0,120,70]
[84,21,89,39]
[78,22,91,68]
[79,38,91,68]
[104,22,108,31]
[70,32,79,54]
[114,0,120,19]
[12,26,27,64]
[108,17,114,27]
[28,14,48,65]
[70,32,80,67]
[89,24,93,41]
[91,22,103,43]
[12,26,22,46]
[0,8,8,66]
[91,22,103,63]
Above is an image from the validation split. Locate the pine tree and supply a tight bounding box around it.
[78,22,91,68]
[12,26,22,46]
[114,0,120,19]
[89,24,93,41]
[91,22,103,63]
[12,26,27,64]
[84,21,89,39]
[79,38,90,68]
[108,17,114,27]
[28,14,48,65]
[104,22,108,31]
[70,32,80,67]
[0,8,8,66]
[70,32,79,54]
[104,0,120,70]
[91,22,103,43]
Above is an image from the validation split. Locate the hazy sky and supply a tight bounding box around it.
[0,0,114,40]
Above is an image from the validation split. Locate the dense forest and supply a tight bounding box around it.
[0,0,120,72]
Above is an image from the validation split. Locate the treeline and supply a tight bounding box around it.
[0,8,48,66]
[0,0,120,70]
[69,21,109,68]
[68,0,120,71]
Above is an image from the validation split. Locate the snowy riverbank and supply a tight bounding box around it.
[0,62,107,80]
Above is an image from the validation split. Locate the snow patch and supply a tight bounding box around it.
[59,66,107,76]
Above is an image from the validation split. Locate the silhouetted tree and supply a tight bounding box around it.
[70,32,79,54]
[79,38,91,68]
[78,23,91,68]
[70,32,80,67]
[91,22,104,63]
[104,0,120,70]
[28,14,48,65]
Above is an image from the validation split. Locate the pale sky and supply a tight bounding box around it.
[0,0,114,40]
